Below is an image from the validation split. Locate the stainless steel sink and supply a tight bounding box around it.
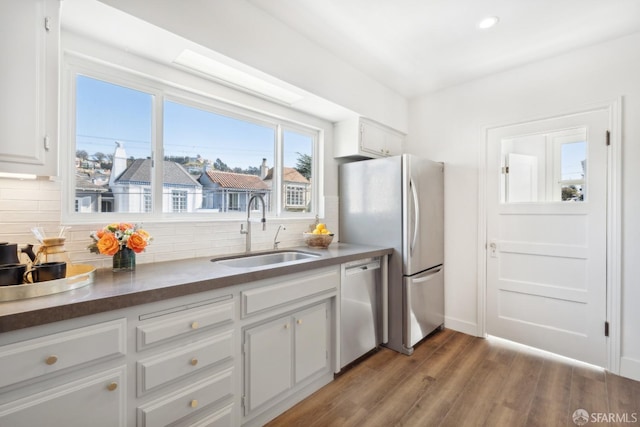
[211,250,320,268]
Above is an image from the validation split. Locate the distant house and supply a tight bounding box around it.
[199,169,271,212]
[263,166,311,212]
[75,172,110,213]
[113,159,203,213]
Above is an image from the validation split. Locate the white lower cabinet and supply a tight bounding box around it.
[0,265,342,427]
[0,366,126,427]
[135,296,236,427]
[244,315,293,411]
[294,304,329,383]
[243,302,329,416]
[0,318,127,427]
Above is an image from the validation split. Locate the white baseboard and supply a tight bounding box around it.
[619,356,640,382]
[444,316,479,336]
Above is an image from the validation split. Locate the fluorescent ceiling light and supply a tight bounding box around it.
[174,49,304,105]
[478,16,500,29]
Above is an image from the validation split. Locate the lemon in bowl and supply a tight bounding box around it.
[304,223,334,248]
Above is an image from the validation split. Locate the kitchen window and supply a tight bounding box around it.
[66,64,319,221]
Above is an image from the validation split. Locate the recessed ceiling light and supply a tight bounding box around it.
[478,16,500,30]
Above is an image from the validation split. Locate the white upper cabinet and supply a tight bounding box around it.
[0,0,59,176]
[334,117,404,159]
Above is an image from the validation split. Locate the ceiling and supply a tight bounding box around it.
[248,0,640,98]
[61,0,640,119]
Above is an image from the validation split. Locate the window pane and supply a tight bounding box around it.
[500,129,587,203]
[560,141,586,201]
[282,130,314,213]
[163,101,275,213]
[75,75,152,213]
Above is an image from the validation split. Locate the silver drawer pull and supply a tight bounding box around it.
[190,358,198,366]
[190,399,198,408]
[107,382,118,392]
[45,355,58,365]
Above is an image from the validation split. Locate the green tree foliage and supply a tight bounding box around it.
[295,152,312,179]
[214,158,231,172]
[561,185,581,201]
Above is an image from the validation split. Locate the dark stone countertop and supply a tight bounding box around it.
[0,243,392,333]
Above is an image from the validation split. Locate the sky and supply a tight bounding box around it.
[560,141,587,180]
[75,75,312,171]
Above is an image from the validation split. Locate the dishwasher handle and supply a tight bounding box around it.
[345,260,380,275]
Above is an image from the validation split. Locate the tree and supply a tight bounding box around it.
[295,152,312,179]
[76,150,88,161]
[561,185,579,201]
[213,158,231,172]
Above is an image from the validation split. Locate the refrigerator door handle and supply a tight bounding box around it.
[411,267,443,283]
[410,178,420,257]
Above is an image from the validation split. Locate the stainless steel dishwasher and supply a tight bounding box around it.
[340,257,381,368]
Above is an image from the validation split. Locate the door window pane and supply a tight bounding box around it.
[75,75,153,213]
[500,128,587,203]
[559,141,586,201]
[163,100,275,213]
[282,130,314,212]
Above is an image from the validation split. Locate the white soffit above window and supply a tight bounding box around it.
[60,0,354,121]
[173,49,304,105]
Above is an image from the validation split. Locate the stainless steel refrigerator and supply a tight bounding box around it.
[339,154,444,355]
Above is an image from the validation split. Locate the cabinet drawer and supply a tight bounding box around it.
[0,365,126,427]
[138,331,233,394]
[0,318,126,389]
[241,267,338,317]
[137,368,233,427]
[187,404,233,427]
[137,301,234,350]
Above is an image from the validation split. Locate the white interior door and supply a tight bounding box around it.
[486,108,609,367]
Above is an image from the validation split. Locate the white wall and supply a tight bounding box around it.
[406,32,640,380]
[98,0,408,133]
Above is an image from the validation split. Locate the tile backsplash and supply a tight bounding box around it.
[0,178,339,268]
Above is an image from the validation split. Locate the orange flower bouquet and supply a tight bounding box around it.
[89,223,152,271]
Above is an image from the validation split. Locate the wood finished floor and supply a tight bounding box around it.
[266,329,640,427]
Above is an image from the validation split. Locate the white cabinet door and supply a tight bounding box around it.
[244,316,292,413]
[0,366,126,427]
[244,302,331,417]
[360,119,404,157]
[359,120,387,156]
[334,117,404,159]
[294,304,328,384]
[0,0,59,176]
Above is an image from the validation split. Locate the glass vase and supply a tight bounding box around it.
[112,247,135,272]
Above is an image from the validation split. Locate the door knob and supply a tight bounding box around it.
[489,240,498,258]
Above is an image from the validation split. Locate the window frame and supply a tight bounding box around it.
[61,54,322,224]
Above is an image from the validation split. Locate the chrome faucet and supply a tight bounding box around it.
[240,194,266,252]
[273,225,286,250]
